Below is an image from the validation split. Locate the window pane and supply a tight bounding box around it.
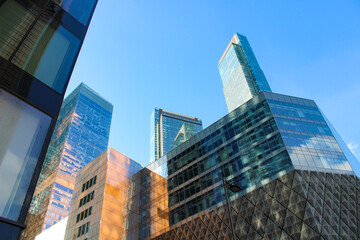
[60,0,97,26]
[0,0,37,60]
[0,89,51,221]
[11,22,81,93]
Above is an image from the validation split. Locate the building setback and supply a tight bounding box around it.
[0,1,98,239]
[150,108,203,163]
[21,83,112,240]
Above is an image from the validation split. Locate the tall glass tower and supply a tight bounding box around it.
[150,108,203,163]
[218,33,272,112]
[0,1,99,239]
[21,83,112,240]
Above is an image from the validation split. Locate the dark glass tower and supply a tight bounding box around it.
[0,1,98,239]
[218,33,271,112]
[20,83,112,239]
[150,108,203,163]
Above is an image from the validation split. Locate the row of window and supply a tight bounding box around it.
[168,134,284,207]
[79,191,94,207]
[169,150,292,225]
[168,119,278,191]
[76,206,92,223]
[82,175,97,192]
[167,101,271,174]
[77,222,90,238]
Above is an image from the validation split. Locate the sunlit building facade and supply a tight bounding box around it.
[21,83,112,239]
[64,148,143,240]
[149,92,360,240]
[0,1,98,239]
[218,33,272,112]
[63,92,360,240]
[62,32,360,240]
[150,108,202,163]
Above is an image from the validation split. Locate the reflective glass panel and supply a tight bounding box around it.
[11,22,81,93]
[0,89,51,221]
[0,0,37,60]
[60,0,97,26]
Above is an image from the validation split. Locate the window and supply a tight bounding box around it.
[1,0,82,93]
[60,0,97,26]
[79,191,95,207]
[77,222,90,238]
[0,89,51,221]
[76,206,92,223]
[82,176,97,192]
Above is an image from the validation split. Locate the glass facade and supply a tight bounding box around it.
[321,111,360,177]
[0,0,92,94]
[218,33,272,112]
[65,94,359,240]
[147,92,356,230]
[165,93,292,226]
[21,83,112,239]
[0,0,98,237]
[0,89,51,221]
[59,0,98,26]
[265,92,353,173]
[150,108,203,163]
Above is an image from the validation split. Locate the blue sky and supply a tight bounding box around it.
[65,0,360,167]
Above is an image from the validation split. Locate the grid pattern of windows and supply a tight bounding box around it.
[82,176,97,192]
[77,221,89,238]
[166,98,292,224]
[79,191,94,208]
[25,83,112,234]
[267,94,353,173]
[76,206,92,223]
[150,108,203,163]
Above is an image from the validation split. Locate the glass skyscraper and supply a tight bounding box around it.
[62,33,360,240]
[21,83,112,240]
[218,33,272,112]
[150,108,203,163]
[0,1,98,239]
[63,92,360,239]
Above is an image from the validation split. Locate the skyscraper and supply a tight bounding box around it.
[150,108,203,163]
[218,33,272,112]
[0,1,98,239]
[21,83,112,239]
[152,91,360,239]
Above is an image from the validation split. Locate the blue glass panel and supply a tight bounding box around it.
[31,26,81,93]
[60,0,97,26]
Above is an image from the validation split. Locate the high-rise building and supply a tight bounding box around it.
[21,83,112,239]
[0,1,98,239]
[63,33,360,240]
[218,33,272,112]
[64,89,360,239]
[150,108,203,163]
[64,148,142,240]
[147,91,360,240]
